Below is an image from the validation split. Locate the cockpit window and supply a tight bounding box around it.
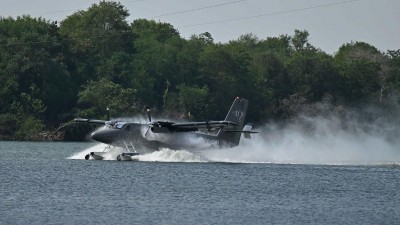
[115,123,125,129]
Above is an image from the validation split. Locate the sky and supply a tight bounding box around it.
[0,0,399,54]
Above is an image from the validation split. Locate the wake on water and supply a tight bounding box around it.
[68,143,208,163]
[68,107,400,165]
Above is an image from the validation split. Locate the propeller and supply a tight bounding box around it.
[146,106,152,122]
[144,106,152,138]
[206,120,211,131]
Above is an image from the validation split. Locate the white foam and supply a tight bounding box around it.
[134,148,207,163]
[203,116,400,165]
[68,143,207,162]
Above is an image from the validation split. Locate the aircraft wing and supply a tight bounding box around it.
[150,120,238,133]
[74,118,108,124]
[172,121,238,130]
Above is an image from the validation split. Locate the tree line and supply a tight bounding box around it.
[0,1,399,140]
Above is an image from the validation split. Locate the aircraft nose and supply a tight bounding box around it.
[91,129,122,144]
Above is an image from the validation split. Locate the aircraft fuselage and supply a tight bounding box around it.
[91,122,226,152]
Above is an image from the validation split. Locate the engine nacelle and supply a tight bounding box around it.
[150,126,170,133]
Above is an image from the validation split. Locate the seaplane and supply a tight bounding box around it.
[75,97,257,160]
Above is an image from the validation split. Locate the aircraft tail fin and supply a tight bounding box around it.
[217,97,249,147]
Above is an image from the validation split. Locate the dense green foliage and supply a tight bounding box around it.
[0,1,399,140]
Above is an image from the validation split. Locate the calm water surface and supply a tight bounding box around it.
[0,141,399,225]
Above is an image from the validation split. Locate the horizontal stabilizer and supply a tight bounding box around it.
[224,125,258,139]
[223,130,258,133]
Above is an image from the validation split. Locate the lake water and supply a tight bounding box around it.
[1,141,399,225]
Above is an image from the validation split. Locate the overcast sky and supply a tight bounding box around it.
[1,0,399,54]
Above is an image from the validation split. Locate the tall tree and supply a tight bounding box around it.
[387,50,400,93]
[130,19,182,108]
[291,29,313,52]
[198,43,251,118]
[0,16,71,137]
[60,1,132,83]
[77,78,138,119]
[335,42,386,102]
[286,50,339,101]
